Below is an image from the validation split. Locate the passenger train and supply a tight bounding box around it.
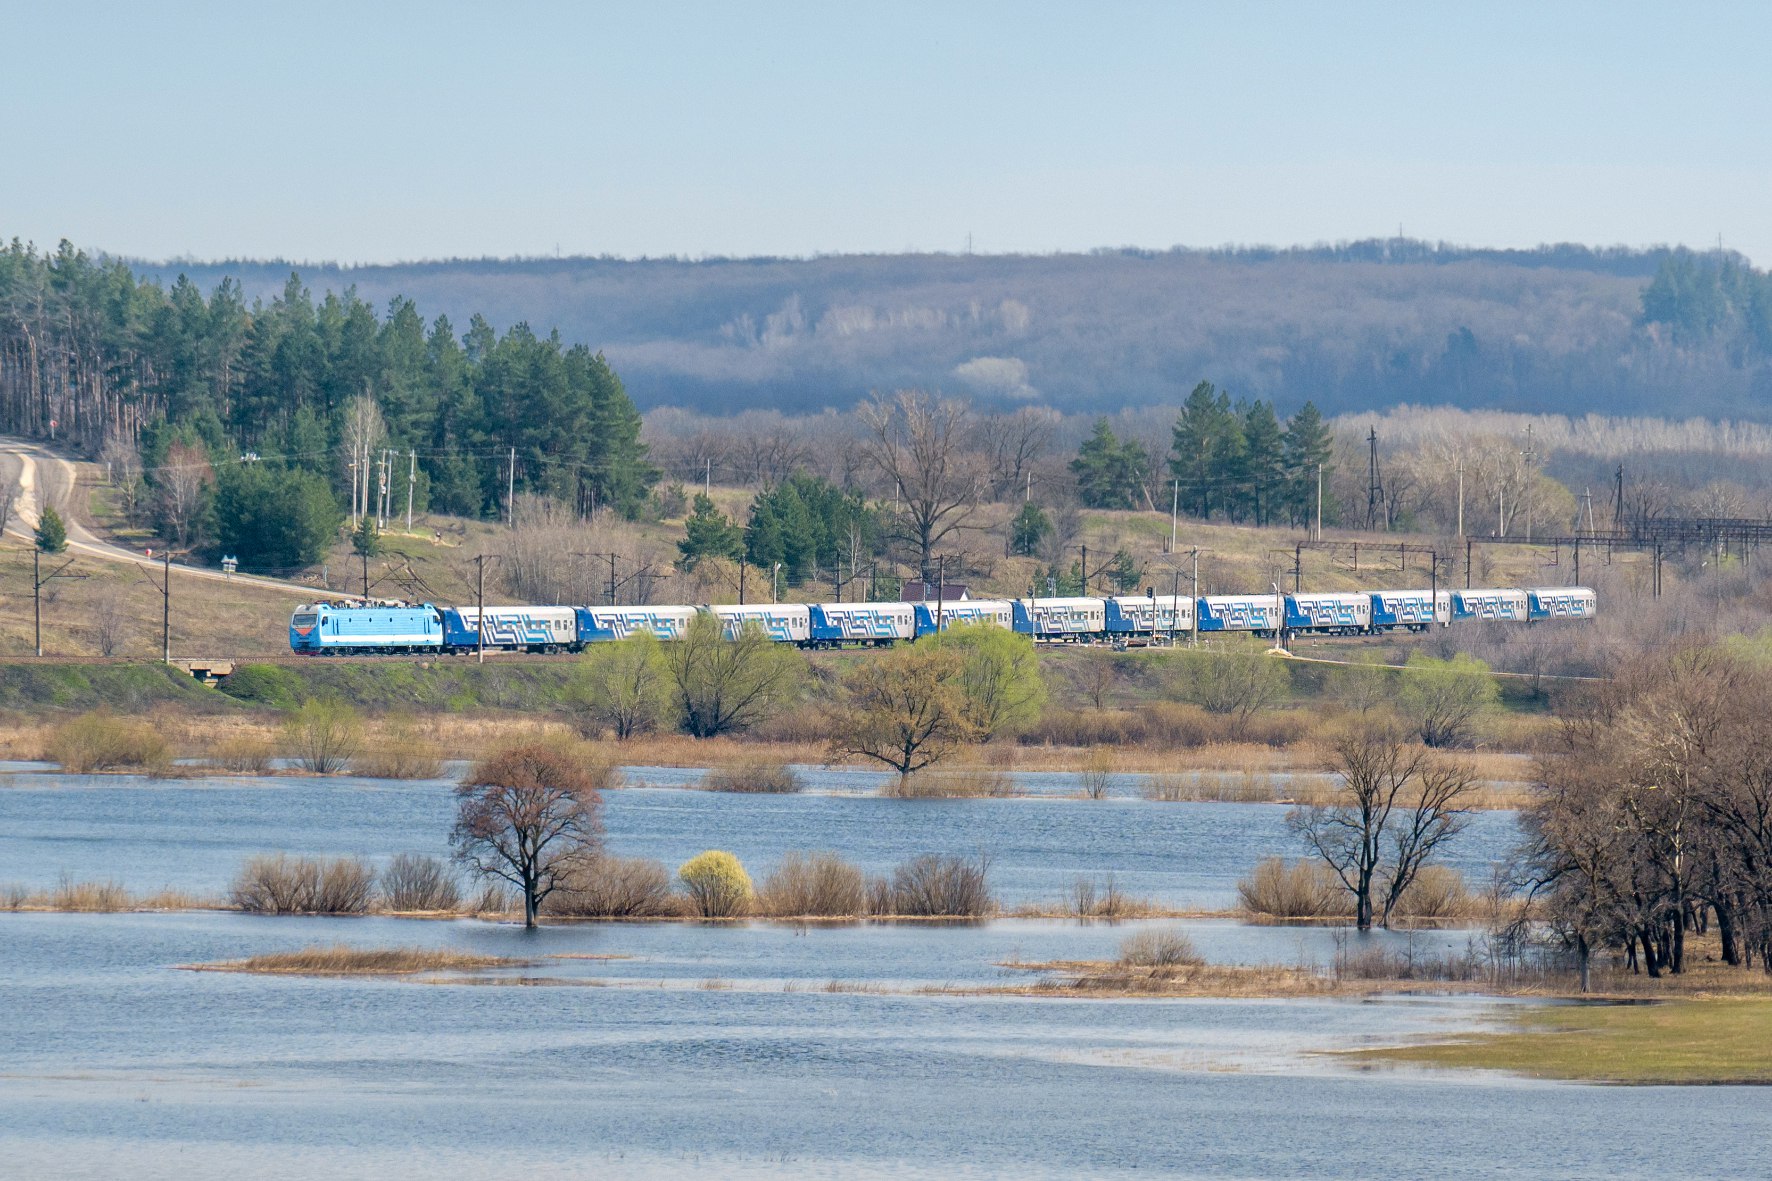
[288,585,1597,656]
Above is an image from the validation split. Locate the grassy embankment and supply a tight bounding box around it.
[1355,999,1772,1084]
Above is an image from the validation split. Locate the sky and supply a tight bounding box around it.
[5,1,1771,264]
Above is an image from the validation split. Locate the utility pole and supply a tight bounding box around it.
[609,553,618,606]
[1456,459,1464,538]
[739,561,747,605]
[1026,471,1033,504]
[1169,478,1179,554]
[936,554,946,634]
[406,450,416,533]
[1522,425,1535,543]
[361,543,370,599]
[1314,465,1323,541]
[704,459,711,499]
[32,549,77,657]
[161,549,171,663]
[1190,547,1200,648]
[474,554,490,664]
[1169,568,1180,646]
[1079,543,1087,595]
[507,446,516,528]
[773,562,782,604]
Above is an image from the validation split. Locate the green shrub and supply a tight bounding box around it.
[677,850,753,918]
[282,699,363,774]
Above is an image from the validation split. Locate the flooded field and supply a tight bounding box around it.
[2,768,1762,1178]
[0,769,1518,908]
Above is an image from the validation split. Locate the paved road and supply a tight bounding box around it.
[0,436,349,601]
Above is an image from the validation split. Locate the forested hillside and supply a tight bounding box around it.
[130,240,1772,421]
[0,240,655,570]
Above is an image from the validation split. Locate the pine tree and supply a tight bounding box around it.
[1009,502,1051,556]
[1282,401,1336,527]
[1241,400,1286,526]
[678,494,744,570]
[35,505,67,553]
[1169,382,1242,519]
[1071,418,1151,510]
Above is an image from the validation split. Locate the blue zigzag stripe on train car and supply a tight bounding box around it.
[575,606,699,642]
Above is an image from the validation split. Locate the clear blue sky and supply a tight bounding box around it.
[6,1,1770,263]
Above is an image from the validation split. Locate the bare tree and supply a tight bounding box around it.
[1069,649,1120,711]
[1290,724,1476,930]
[977,406,1057,501]
[155,441,212,547]
[93,587,127,657]
[452,742,604,928]
[99,429,145,522]
[340,393,386,522]
[859,390,983,579]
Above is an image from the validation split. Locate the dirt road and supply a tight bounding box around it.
[0,437,348,601]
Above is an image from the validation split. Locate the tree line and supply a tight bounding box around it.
[1070,382,1336,524]
[0,239,655,568]
[1524,640,1772,986]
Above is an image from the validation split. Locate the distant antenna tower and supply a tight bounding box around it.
[1365,426,1385,531]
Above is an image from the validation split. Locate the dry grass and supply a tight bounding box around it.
[44,877,132,912]
[354,716,446,780]
[1008,959,1344,998]
[206,734,275,774]
[698,758,804,794]
[186,945,523,976]
[43,711,171,774]
[4,878,222,912]
[884,767,1017,798]
[1117,928,1205,970]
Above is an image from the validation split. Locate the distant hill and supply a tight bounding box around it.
[129,240,1769,420]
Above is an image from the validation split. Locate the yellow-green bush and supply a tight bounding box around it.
[677,850,753,918]
[44,711,171,774]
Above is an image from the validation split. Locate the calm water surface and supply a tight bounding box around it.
[2,911,1766,1180]
[0,770,1518,907]
[2,770,1763,1179]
